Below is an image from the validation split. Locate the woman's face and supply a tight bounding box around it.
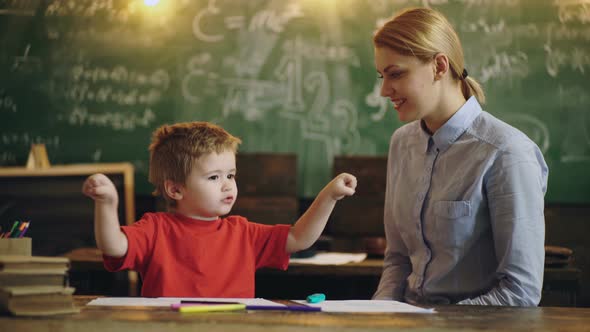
[375,47,439,123]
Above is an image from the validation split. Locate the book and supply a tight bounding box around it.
[0,255,69,274]
[0,286,79,316]
[0,271,67,287]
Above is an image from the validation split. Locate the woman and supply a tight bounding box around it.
[372,7,548,306]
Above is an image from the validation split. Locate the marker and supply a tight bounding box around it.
[18,222,30,238]
[306,293,326,304]
[12,222,26,238]
[174,303,246,313]
[7,221,19,238]
[246,305,321,312]
[180,300,241,305]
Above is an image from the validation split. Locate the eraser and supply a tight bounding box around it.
[306,293,326,303]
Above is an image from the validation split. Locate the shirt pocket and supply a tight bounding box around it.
[434,200,473,248]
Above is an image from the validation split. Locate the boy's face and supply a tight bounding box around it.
[176,150,237,219]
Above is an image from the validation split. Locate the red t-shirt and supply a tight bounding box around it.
[103,212,290,297]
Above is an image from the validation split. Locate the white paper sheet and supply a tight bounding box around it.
[87,297,178,307]
[290,252,367,265]
[164,297,285,307]
[294,300,435,313]
[87,297,285,307]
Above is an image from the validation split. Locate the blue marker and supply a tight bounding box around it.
[306,293,326,303]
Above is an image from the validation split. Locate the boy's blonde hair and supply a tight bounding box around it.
[148,121,242,206]
[373,7,485,104]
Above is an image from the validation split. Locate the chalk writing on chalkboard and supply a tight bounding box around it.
[1,132,60,149]
[0,91,17,113]
[51,64,170,131]
[192,1,304,42]
[0,0,589,203]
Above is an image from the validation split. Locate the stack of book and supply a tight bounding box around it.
[0,255,79,316]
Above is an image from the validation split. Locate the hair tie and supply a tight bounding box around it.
[461,68,468,80]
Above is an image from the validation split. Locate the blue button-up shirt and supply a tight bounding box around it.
[373,97,548,306]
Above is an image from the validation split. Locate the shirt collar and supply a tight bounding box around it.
[420,96,482,153]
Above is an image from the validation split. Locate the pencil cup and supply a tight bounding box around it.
[0,237,32,255]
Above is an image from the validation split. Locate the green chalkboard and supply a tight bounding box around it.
[0,0,589,202]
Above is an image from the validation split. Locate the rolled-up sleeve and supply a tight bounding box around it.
[373,219,412,300]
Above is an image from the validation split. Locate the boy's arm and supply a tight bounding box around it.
[285,173,356,253]
[82,173,128,257]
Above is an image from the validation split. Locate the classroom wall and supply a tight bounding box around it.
[0,0,589,202]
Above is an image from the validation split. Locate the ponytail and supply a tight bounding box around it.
[461,76,486,105]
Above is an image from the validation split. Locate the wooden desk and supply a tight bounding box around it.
[65,251,580,306]
[1,296,590,332]
[256,259,581,306]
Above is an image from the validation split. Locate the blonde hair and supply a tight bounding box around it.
[373,7,485,104]
[148,121,241,206]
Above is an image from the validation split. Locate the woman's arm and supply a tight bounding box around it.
[373,221,412,300]
[459,147,548,306]
[373,150,412,300]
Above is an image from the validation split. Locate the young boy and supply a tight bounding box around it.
[82,121,357,297]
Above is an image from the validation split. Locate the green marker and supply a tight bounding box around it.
[306,293,326,303]
[7,221,19,238]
